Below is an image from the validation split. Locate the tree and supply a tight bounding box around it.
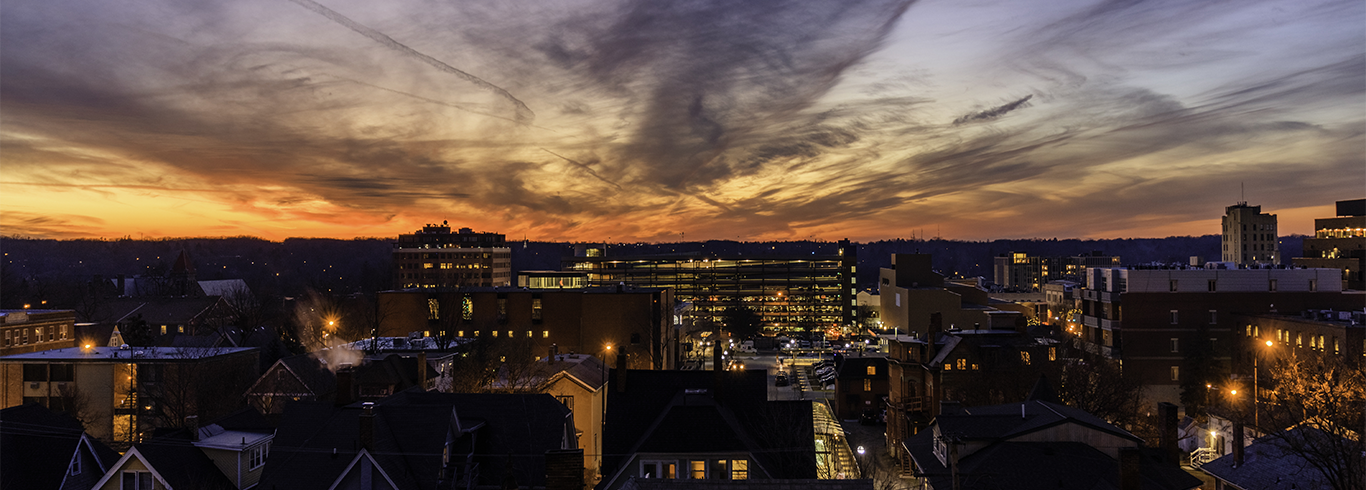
[1243,355,1365,490]
[447,335,548,394]
[1052,353,1147,430]
[722,305,762,340]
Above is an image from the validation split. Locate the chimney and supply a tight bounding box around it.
[615,350,628,393]
[544,449,584,490]
[417,352,428,392]
[335,369,354,406]
[1157,402,1179,461]
[1233,420,1245,466]
[926,313,943,361]
[713,334,724,372]
[185,415,200,442]
[1119,448,1141,490]
[360,402,375,451]
[548,343,558,364]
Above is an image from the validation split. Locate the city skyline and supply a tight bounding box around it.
[2,0,1362,242]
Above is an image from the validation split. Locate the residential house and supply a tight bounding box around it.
[598,368,826,489]
[0,345,259,448]
[0,404,121,490]
[1197,426,1347,490]
[833,356,888,420]
[90,409,274,490]
[244,354,338,416]
[258,391,580,490]
[537,352,609,487]
[904,396,1201,490]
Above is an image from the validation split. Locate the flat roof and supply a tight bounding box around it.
[0,346,255,362]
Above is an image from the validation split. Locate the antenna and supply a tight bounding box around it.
[1239,182,1247,206]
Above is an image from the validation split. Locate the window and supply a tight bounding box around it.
[1208,280,1217,292]
[944,363,952,371]
[641,461,676,478]
[506,331,513,338]
[690,460,706,479]
[121,471,154,490]
[69,448,81,475]
[1049,347,1056,361]
[1309,279,1317,292]
[1020,351,1031,365]
[1296,333,1302,347]
[556,395,574,411]
[866,365,876,376]
[34,327,42,342]
[50,364,74,382]
[160,325,167,335]
[532,298,543,321]
[492,330,498,337]
[473,331,480,337]
[1269,279,1277,291]
[543,330,550,338]
[428,299,440,320]
[1170,280,1178,292]
[249,442,269,469]
[864,379,872,391]
[1170,366,1179,381]
[1170,310,1179,325]
[1334,338,1340,355]
[712,460,728,480]
[23,364,48,382]
[731,459,748,480]
[22,329,28,344]
[497,298,508,322]
[3,331,9,346]
[957,358,968,370]
[1209,310,1217,325]
[462,296,473,321]
[457,331,465,337]
[1170,338,1179,353]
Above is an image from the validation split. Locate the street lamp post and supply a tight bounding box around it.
[1253,339,1272,428]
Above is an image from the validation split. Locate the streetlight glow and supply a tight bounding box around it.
[1265,340,1273,347]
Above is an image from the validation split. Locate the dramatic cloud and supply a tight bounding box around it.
[1,0,1362,241]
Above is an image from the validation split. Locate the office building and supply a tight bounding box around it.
[1,310,76,356]
[561,240,857,333]
[1293,198,1365,290]
[392,222,512,288]
[992,251,1120,291]
[1222,202,1279,265]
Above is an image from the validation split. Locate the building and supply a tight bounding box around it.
[91,409,275,490]
[1222,202,1280,265]
[1,309,77,356]
[258,392,581,490]
[598,368,828,488]
[833,357,888,420]
[1041,280,1079,326]
[561,240,857,333]
[1197,426,1342,490]
[0,403,121,490]
[1074,266,1358,408]
[537,353,608,486]
[378,286,677,370]
[1293,198,1366,290]
[0,345,259,448]
[992,251,1120,292]
[902,396,1200,490]
[392,222,512,288]
[878,254,1031,339]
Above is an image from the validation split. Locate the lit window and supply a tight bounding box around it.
[731,460,748,480]
[957,358,968,370]
[428,299,440,320]
[178,326,184,333]
[1019,352,1030,365]
[1170,366,1179,381]
[1048,347,1056,361]
[944,363,952,371]
[160,325,167,335]
[864,379,872,391]
[543,330,550,338]
[492,330,498,337]
[866,365,876,376]
[527,330,533,338]
[473,331,480,337]
[690,460,706,479]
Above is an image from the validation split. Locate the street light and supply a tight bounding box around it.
[1253,339,1273,427]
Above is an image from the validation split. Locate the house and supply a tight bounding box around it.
[598,367,824,489]
[258,391,580,490]
[0,345,259,449]
[903,396,1201,490]
[244,351,439,416]
[90,408,274,490]
[537,352,609,486]
[1197,426,1344,490]
[833,356,888,420]
[0,404,121,490]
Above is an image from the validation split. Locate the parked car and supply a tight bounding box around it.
[774,373,790,387]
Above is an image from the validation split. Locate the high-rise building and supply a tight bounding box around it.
[1293,198,1365,290]
[392,222,512,288]
[1221,203,1279,265]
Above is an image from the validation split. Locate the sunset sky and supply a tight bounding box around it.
[2,0,1362,242]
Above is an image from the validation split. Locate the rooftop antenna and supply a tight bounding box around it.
[1239,182,1247,206]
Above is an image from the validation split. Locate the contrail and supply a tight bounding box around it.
[953,94,1033,125]
[322,73,558,132]
[284,0,535,124]
[539,148,623,191]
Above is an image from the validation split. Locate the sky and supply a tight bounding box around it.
[2,0,1362,242]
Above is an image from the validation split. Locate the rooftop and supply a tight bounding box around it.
[0,345,255,361]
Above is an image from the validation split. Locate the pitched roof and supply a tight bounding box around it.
[1198,427,1338,490]
[935,400,1140,443]
[1,404,119,490]
[623,478,875,490]
[129,441,238,490]
[540,353,608,390]
[278,354,338,395]
[260,392,571,490]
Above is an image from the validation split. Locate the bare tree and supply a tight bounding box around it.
[1242,356,1365,490]
[1051,352,1147,430]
